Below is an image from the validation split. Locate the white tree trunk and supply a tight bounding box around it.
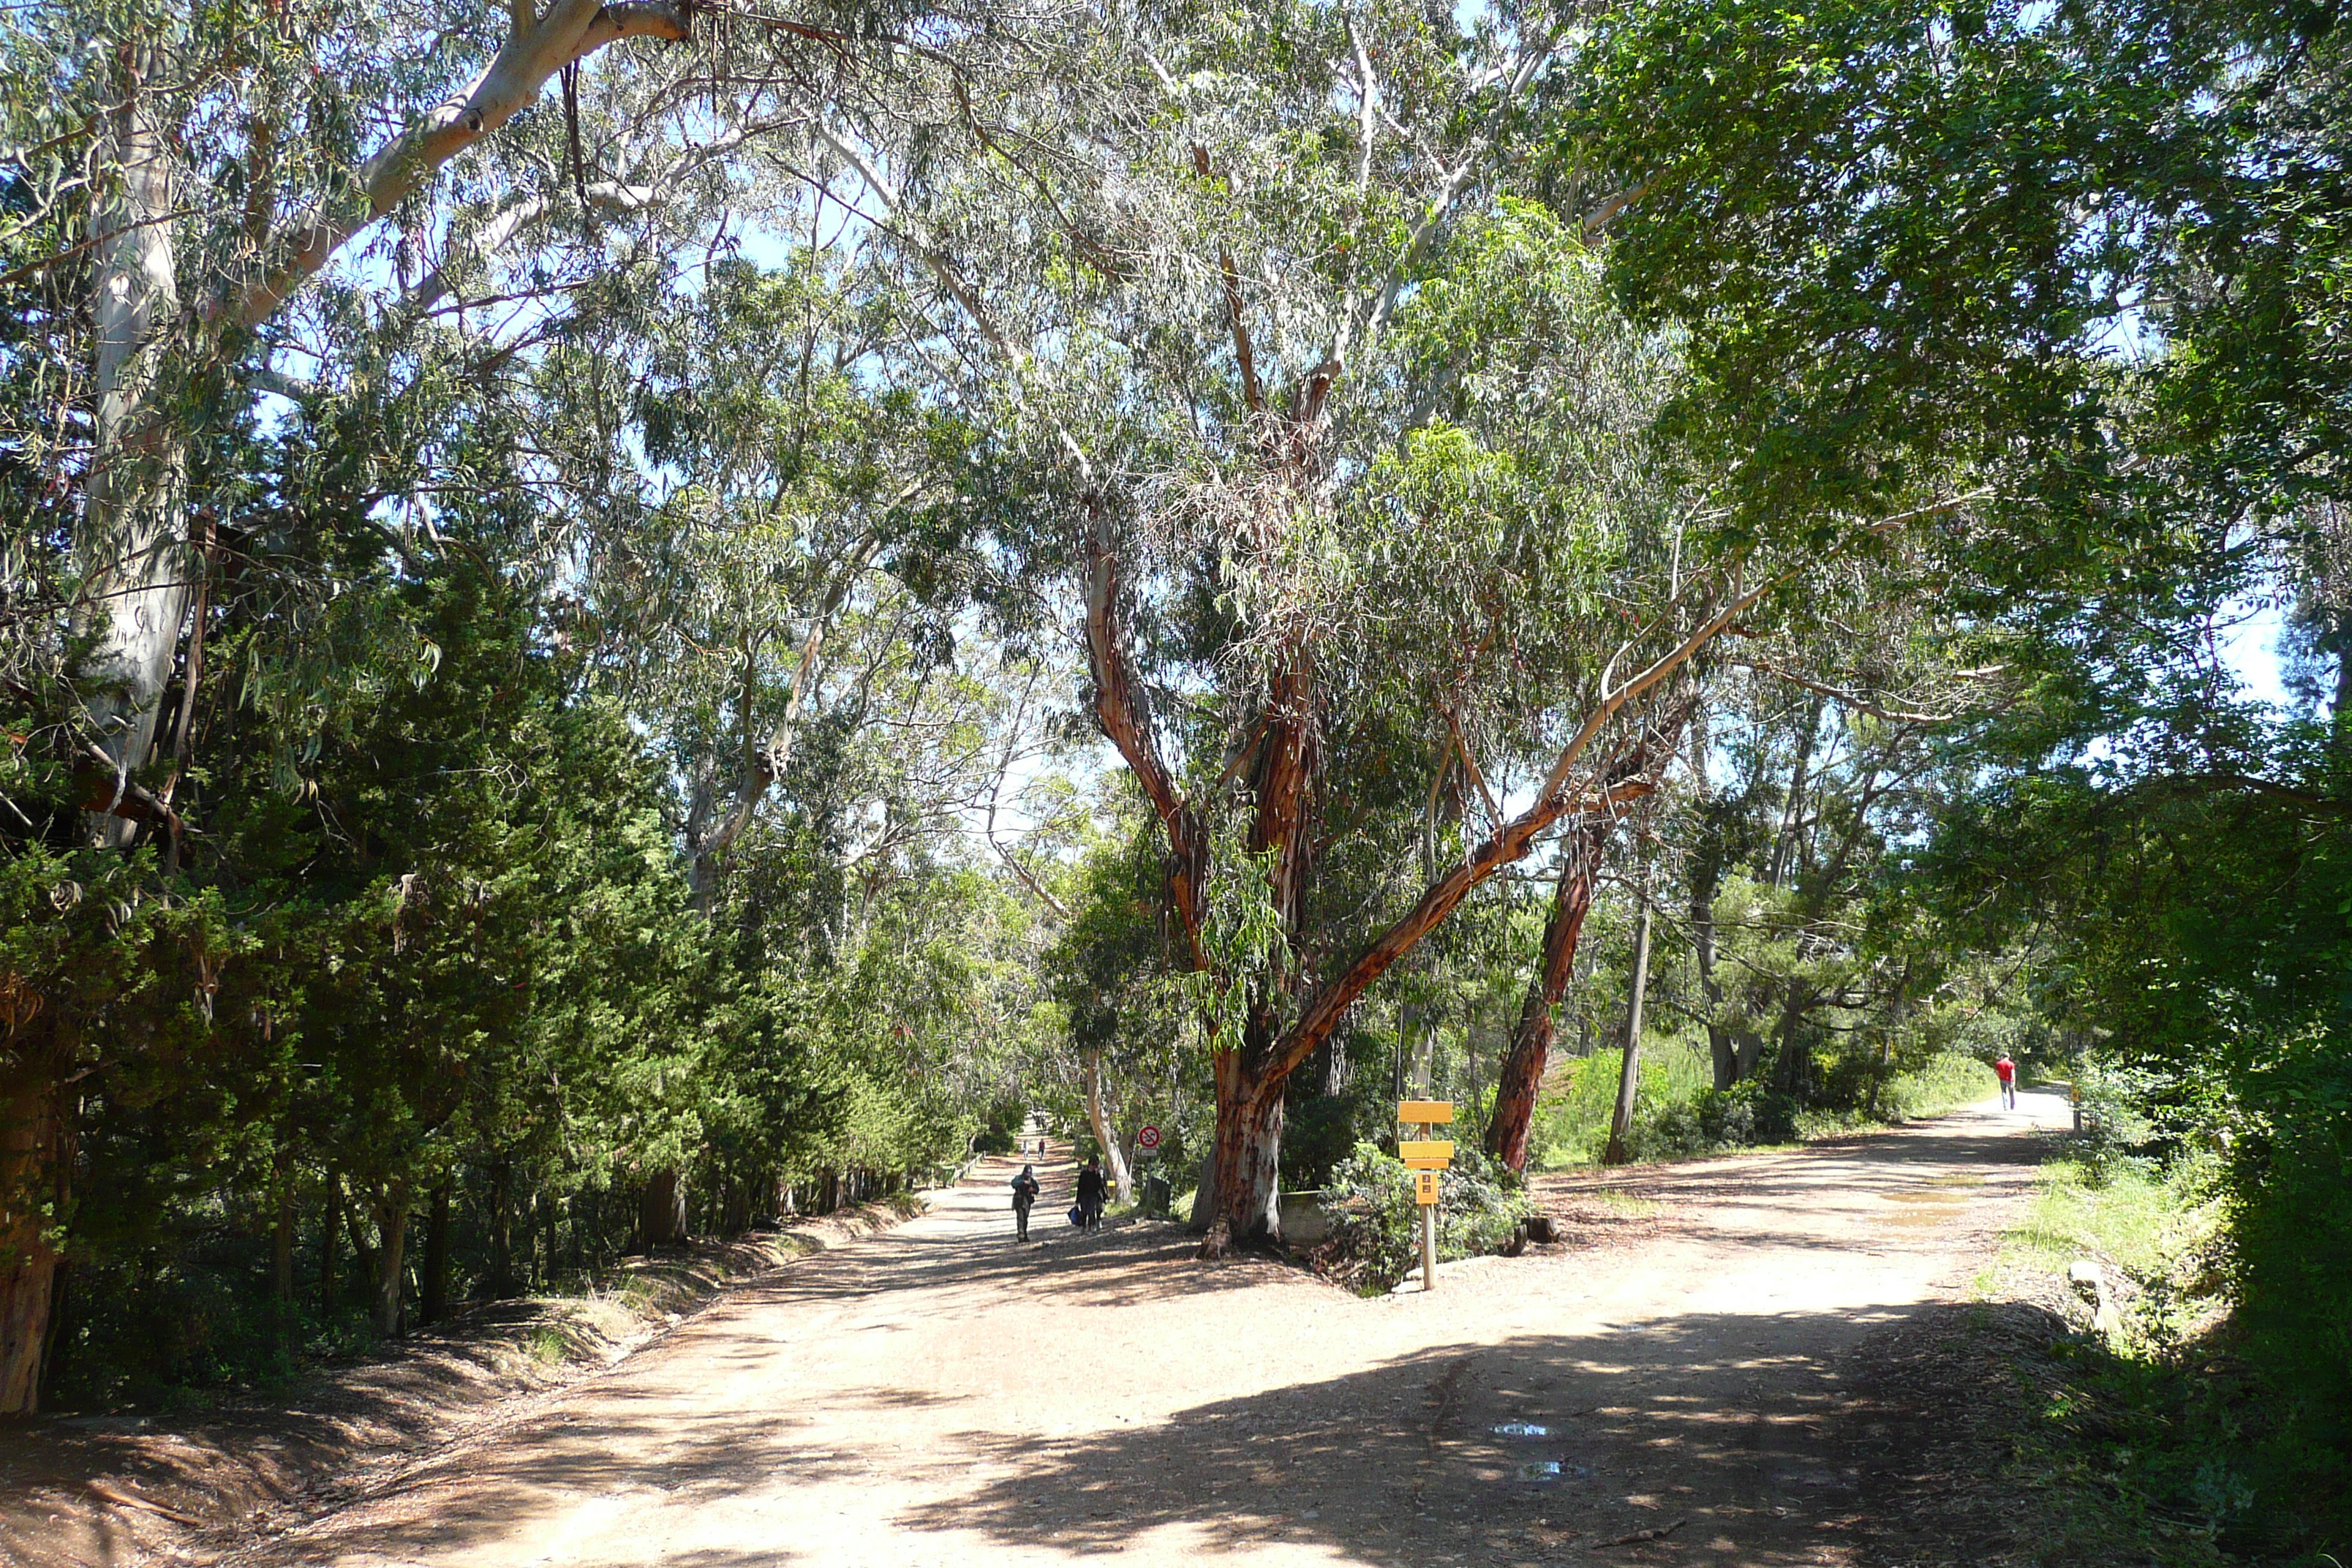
[1080,1049,1133,1205]
[76,39,189,844]
[1605,901,1655,1166]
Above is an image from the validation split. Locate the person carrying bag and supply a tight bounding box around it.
[1009,1163,1041,1242]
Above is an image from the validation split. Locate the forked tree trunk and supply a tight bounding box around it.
[487,1158,516,1298]
[353,1194,408,1338]
[0,1071,67,1414]
[1203,1052,1284,1254]
[320,1177,341,1315]
[271,1166,295,1311]
[1486,826,1605,1171]
[1079,1049,1134,1206]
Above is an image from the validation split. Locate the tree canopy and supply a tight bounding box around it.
[4,0,2348,1544]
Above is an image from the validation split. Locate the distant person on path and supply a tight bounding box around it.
[1010,1163,1041,1241]
[1995,1052,2018,1109]
[1076,1158,1107,1232]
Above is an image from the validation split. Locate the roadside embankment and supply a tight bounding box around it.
[0,1199,921,1568]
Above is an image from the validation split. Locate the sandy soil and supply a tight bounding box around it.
[183,1093,2071,1568]
[0,1210,913,1568]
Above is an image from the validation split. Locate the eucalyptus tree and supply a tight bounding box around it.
[0,0,899,1406]
[800,0,1974,1250]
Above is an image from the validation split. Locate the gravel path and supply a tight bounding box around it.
[230,1094,2071,1568]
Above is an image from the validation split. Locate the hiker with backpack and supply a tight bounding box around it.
[1009,1163,1041,1241]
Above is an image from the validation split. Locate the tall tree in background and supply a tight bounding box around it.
[815,3,1739,1247]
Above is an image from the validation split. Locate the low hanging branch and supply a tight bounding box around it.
[1257,486,1995,1085]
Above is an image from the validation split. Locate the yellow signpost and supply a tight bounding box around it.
[1398,1101,1455,1287]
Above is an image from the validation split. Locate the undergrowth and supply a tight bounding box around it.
[1319,1142,1533,1293]
[1980,1142,2343,1564]
[1526,1045,1996,1169]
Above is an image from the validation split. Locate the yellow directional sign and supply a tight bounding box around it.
[1414,1170,1441,1206]
[1397,1100,1455,1125]
[1400,1140,1455,1169]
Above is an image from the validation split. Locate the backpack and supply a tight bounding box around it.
[1068,1205,1085,1228]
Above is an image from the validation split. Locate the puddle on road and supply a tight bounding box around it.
[1509,1460,1594,1482]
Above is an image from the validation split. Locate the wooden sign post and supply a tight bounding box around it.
[1398,1100,1454,1290]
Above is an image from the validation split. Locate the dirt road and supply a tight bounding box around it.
[229,1094,2070,1568]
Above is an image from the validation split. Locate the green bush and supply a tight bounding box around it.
[1281,1090,1370,1188]
[1526,1042,1715,1168]
[1696,1075,1795,1145]
[1322,1142,1532,1292]
[971,1098,1026,1156]
[2231,1032,2352,1529]
[1879,1052,1999,1120]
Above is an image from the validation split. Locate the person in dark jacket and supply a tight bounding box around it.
[1010,1164,1041,1241]
[1075,1159,1108,1232]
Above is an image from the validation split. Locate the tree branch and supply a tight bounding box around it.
[1084,499,1207,965]
[1726,658,1962,725]
[698,523,890,870]
[1190,145,1264,418]
[208,0,690,332]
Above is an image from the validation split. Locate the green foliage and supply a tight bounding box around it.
[1978,1151,2329,1562]
[1322,1142,1532,1294]
[1875,1054,2000,1124]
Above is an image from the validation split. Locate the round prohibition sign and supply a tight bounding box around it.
[1137,1124,1162,1151]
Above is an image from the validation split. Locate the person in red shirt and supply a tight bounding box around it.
[1994,1052,2018,1109]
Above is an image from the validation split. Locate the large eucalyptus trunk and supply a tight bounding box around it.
[1079,1049,1134,1206]
[1203,1052,1284,1254]
[77,39,192,845]
[0,1069,68,1414]
[1485,826,1605,1171]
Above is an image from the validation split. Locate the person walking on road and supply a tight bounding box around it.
[1075,1158,1107,1233]
[1995,1052,2018,1110]
[1010,1163,1041,1241]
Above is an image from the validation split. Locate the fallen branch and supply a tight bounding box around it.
[1593,1516,1687,1548]
[85,1480,203,1526]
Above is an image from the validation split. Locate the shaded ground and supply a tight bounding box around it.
[0,1206,916,1568]
[176,1094,2071,1568]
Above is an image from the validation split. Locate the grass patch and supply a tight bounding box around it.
[1580,1187,1664,1218]
[1959,1147,2338,1564]
[1527,1046,1996,1171]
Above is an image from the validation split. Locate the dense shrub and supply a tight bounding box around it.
[1322,1142,1532,1292]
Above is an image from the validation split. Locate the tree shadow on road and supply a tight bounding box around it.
[894,1304,1937,1567]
